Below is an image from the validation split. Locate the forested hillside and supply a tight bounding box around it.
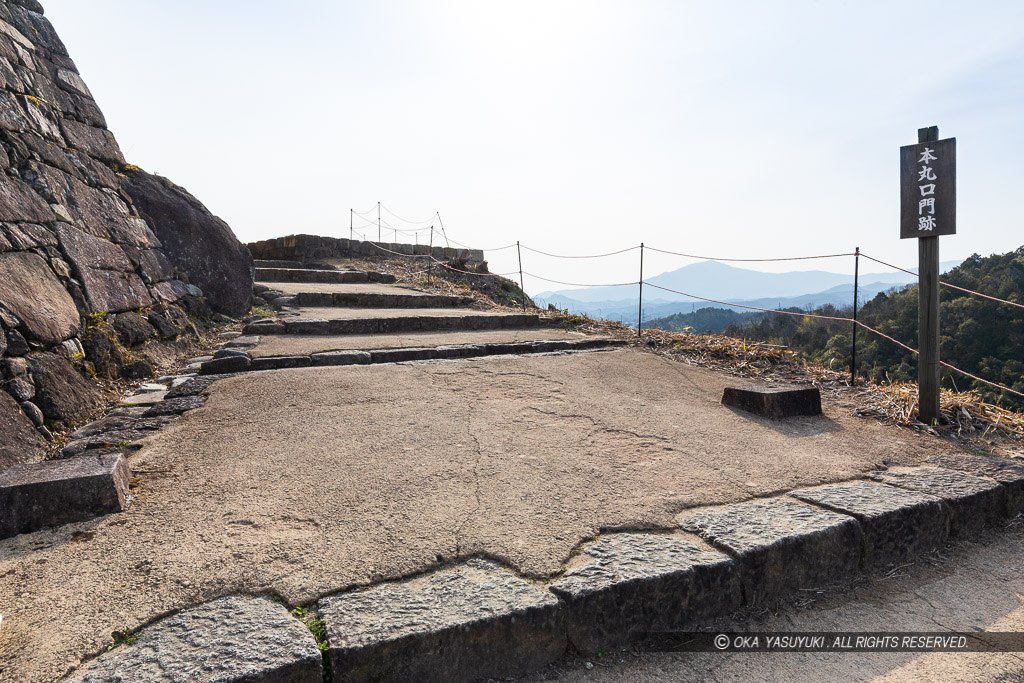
[717,248,1024,409]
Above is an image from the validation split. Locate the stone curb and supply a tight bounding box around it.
[316,459,1023,681]
[63,457,1024,682]
[869,465,1005,537]
[242,313,547,336]
[320,559,566,683]
[294,291,476,309]
[203,338,627,375]
[67,596,322,683]
[677,497,862,606]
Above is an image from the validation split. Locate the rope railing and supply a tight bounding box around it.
[343,212,1022,404]
[861,252,1024,311]
[643,282,1023,398]
[644,246,857,262]
[520,244,641,259]
[522,272,638,288]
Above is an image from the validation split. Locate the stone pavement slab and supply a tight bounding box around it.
[551,533,740,652]
[790,480,949,566]
[248,328,595,357]
[68,595,321,682]
[870,465,1004,537]
[926,452,1024,517]
[0,350,964,681]
[320,558,564,683]
[678,497,862,605]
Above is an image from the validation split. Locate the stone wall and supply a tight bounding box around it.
[0,0,252,470]
[249,233,486,266]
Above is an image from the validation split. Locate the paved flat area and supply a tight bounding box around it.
[256,281,435,296]
[248,328,600,357]
[521,523,1024,682]
[0,350,964,681]
[288,306,502,319]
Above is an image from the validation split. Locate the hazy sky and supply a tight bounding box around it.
[43,1,1024,293]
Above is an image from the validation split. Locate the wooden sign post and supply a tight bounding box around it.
[900,126,956,424]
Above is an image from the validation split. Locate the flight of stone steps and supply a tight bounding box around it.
[247,259,545,337]
[199,259,626,374]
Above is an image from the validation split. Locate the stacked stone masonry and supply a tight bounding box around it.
[0,0,252,474]
[248,233,486,266]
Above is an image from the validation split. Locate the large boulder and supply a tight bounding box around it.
[28,352,105,423]
[120,170,253,317]
[0,251,81,345]
[0,389,45,474]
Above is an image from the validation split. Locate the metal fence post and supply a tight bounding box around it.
[638,242,644,336]
[851,246,860,384]
[517,241,526,311]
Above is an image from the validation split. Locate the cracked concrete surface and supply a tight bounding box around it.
[0,349,967,681]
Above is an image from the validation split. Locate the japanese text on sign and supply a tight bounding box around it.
[900,137,956,239]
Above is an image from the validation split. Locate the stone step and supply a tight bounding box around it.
[0,452,131,539]
[293,291,475,308]
[68,595,322,682]
[243,312,545,336]
[253,259,316,269]
[201,338,627,374]
[254,268,396,284]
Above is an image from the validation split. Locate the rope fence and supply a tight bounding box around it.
[342,208,1022,403]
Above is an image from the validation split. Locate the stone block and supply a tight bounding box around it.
[434,344,482,359]
[295,292,333,307]
[366,271,397,284]
[243,319,286,335]
[320,559,565,683]
[225,335,260,348]
[284,318,330,335]
[498,313,540,329]
[369,348,438,364]
[53,221,133,271]
[678,497,860,605]
[29,352,105,423]
[927,453,1024,518]
[142,396,205,417]
[0,251,80,344]
[0,389,45,474]
[325,318,378,335]
[68,595,321,683]
[0,168,56,223]
[250,355,312,372]
[200,356,251,375]
[165,374,234,399]
[78,267,153,313]
[870,466,1004,537]
[58,118,124,163]
[551,533,741,652]
[110,311,155,346]
[722,384,822,418]
[790,480,949,567]
[0,452,129,539]
[309,350,372,367]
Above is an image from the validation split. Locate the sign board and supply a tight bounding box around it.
[900,137,956,239]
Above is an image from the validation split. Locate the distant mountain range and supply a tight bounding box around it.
[534,259,963,326]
